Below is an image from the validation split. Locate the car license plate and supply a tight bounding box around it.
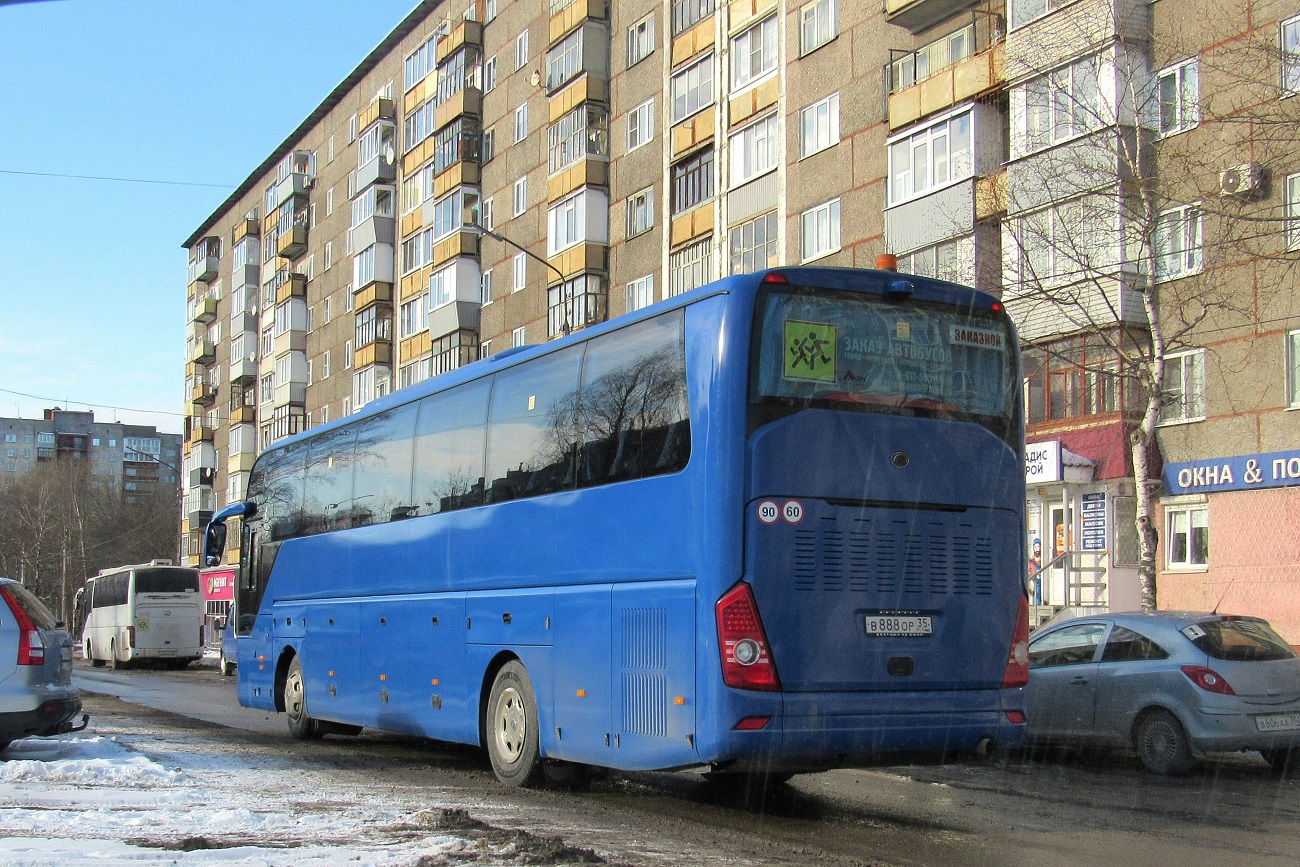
[1256,713,1300,733]
[865,614,932,637]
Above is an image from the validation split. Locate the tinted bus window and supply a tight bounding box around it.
[251,440,308,541]
[414,378,490,515]
[578,310,689,485]
[93,573,129,608]
[750,285,1018,444]
[303,425,358,534]
[135,568,200,593]
[486,345,584,503]
[353,402,419,524]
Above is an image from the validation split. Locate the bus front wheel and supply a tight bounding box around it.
[284,656,323,740]
[486,661,543,788]
[88,642,105,668]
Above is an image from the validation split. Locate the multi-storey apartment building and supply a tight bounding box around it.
[0,408,181,505]
[182,0,1300,637]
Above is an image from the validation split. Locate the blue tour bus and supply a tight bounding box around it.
[204,266,1029,787]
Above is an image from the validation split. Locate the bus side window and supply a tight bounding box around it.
[352,402,419,525]
[414,377,491,515]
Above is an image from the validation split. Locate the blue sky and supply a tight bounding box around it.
[0,0,420,433]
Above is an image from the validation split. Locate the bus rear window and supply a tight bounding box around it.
[135,568,200,594]
[750,285,1017,441]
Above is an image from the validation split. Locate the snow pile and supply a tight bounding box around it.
[0,735,183,786]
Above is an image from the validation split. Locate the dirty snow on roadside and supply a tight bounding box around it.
[0,733,607,866]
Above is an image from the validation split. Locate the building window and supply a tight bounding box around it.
[430,263,456,308]
[669,237,712,296]
[1021,339,1124,423]
[1158,58,1199,136]
[400,292,429,338]
[1283,14,1300,95]
[548,189,610,256]
[1287,329,1300,407]
[1166,506,1208,568]
[482,339,493,357]
[546,27,584,91]
[549,104,609,174]
[434,117,481,172]
[1153,204,1203,282]
[482,126,497,163]
[628,14,655,67]
[888,108,973,205]
[547,274,607,337]
[671,54,714,123]
[731,15,777,91]
[1021,57,1102,152]
[1010,0,1069,30]
[801,199,841,262]
[515,30,529,71]
[513,177,528,217]
[729,114,779,187]
[672,0,714,34]
[324,242,333,271]
[482,269,494,305]
[513,252,527,291]
[1286,173,1300,250]
[344,340,353,369]
[512,325,527,347]
[897,236,972,285]
[627,187,654,238]
[889,24,973,92]
[627,98,655,152]
[626,275,655,311]
[672,148,714,213]
[800,0,838,56]
[729,211,778,274]
[1160,349,1206,424]
[514,103,529,143]
[799,92,839,158]
[484,56,497,92]
[482,197,495,231]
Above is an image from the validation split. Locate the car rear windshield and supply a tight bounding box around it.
[749,285,1018,443]
[2,582,58,629]
[1182,619,1296,662]
[135,568,200,594]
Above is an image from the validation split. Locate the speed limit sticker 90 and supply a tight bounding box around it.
[758,500,804,524]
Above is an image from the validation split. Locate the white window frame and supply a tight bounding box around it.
[628,14,655,68]
[1020,57,1103,154]
[731,15,778,92]
[626,275,655,312]
[513,177,528,217]
[513,252,527,292]
[514,103,529,144]
[1160,348,1207,425]
[729,113,780,188]
[671,54,715,124]
[1283,14,1300,96]
[482,268,494,305]
[627,187,654,238]
[800,0,838,56]
[887,107,973,206]
[515,30,530,71]
[1286,173,1300,251]
[799,92,840,159]
[1166,504,1209,569]
[1157,58,1199,136]
[512,326,527,347]
[628,98,655,152]
[1153,203,1203,282]
[801,199,841,262]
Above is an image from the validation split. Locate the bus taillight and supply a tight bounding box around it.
[716,582,780,691]
[127,625,136,649]
[1001,595,1030,688]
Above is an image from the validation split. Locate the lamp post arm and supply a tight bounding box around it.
[468,221,566,285]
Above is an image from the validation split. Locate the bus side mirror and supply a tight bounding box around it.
[203,522,227,567]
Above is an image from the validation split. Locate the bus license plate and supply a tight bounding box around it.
[865,614,932,637]
[1256,713,1300,733]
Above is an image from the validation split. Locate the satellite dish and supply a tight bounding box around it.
[383,145,395,164]
[530,69,541,87]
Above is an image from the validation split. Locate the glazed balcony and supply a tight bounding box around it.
[192,296,218,324]
[888,40,1005,131]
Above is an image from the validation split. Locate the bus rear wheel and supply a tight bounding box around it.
[109,641,126,671]
[87,642,105,668]
[486,661,542,788]
[284,656,323,740]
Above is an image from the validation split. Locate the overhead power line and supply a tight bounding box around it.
[0,386,184,419]
[0,169,231,190]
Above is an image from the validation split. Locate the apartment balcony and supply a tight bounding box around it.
[189,425,214,445]
[670,201,715,247]
[273,328,306,357]
[230,355,258,383]
[277,223,308,259]
[357,152,396,190]
[191,341,215,365]
[273,380,307,408]
[547,274,606,339]
[428,300,481,340]
[358,96,396,132]
[437,19,483,64]
[672,14,716,68]
[233,215,260,242]
[400,331,433,360]
[548,242,608,280]
[433,160,480,199]
[231,310,258,336]
[975,169,1008,221]
[548,158,609,202]
[230,403,256,426]
[548,74,608,124]
[188,466,215,489]
[401,208,424,238]
[275,272,307,303]
[228,451,256,475]
[885,0,980,35]
[354,340,393,369]
[671,107,715,159]
[354,280,393,311]
[188,254,218,285]
[431,230,479,270]
[192,297,218,324]
[229,263,259,295]
[274,170,311,206]
[729,77,778,128]
[889,43,1006,131]
[434,87,482,131]
[187,507,214,529]
[549,0,604,45]
[352,213,395,252]
[190,382,217,406]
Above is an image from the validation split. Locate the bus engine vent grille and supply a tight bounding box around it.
[792,521,995,595]
[620,607,668,738]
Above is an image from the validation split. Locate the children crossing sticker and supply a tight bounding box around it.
[784,320,838,383]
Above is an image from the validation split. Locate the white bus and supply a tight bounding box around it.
[78,561,204,670]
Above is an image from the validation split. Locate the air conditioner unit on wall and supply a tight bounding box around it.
[1219,163,1265,198]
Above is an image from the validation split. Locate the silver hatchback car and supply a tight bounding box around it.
[0,577,85,752]
[1027,611,1300,775]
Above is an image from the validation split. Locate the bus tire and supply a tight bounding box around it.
[284,656,323,740]
[88,642,105,668]
[485,661,543,788]
[219,656,235,676]
[109,641,124,671]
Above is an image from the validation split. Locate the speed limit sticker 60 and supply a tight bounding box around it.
[782,500,804,524]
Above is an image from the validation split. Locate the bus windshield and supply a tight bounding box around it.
[134,568,200,594]
[750,284,1018,443]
